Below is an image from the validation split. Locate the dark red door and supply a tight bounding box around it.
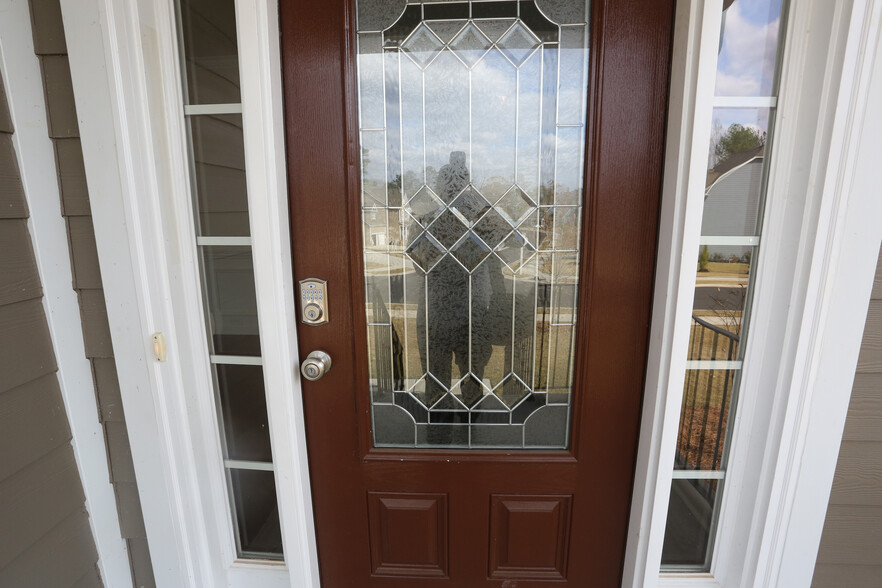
[280,1,673,585]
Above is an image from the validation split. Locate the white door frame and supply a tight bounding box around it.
[56,0,882,586]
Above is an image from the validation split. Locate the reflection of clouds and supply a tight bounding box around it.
[383,46,582,196]
[715,0,781,96]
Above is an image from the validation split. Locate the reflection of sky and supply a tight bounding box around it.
[715,0,782,96]
[360,31,587,198]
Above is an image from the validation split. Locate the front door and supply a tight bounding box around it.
[280,0,673,585]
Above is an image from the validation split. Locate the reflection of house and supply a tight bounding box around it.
[704,145,763,234]
[702,145,763,259]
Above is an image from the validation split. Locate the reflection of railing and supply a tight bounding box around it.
[676,314,740,496]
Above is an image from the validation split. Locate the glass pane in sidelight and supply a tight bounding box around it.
[661,479,720,568]
[714,0,785,96]
[201,246,262,356]
[228,469,283,558]
[704,108,772,237]
[188,114,250,236]
[675,370,737,472]
[178,0,241,104]
[691,246,756,360]
[664,0,788,571]
[216,364,272,462]
[356,0,589,449]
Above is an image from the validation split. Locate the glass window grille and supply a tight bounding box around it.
[175,0,283,560]
[661,0,789,570]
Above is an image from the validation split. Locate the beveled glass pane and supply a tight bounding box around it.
[188,114,250,236]
[216,365,272,462]
[675,370,736,471]
[228,469,283,558]
[178,0,241,104]
[714,0,784,96]
[201,246,261,356]
[357,0,589,449]
[661,479,719,568]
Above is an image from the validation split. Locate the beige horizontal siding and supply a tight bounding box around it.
[0,68,100,587]
[813,247,882,587]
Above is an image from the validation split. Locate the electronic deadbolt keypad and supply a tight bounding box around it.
[299,278,328,325]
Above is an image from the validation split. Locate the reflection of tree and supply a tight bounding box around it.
[708,284,745,337]
[713,123,765,162]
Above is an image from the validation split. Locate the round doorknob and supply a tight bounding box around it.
[300,350,332,381]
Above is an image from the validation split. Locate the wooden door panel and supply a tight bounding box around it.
[280,0,674,585]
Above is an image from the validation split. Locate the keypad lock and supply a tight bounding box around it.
[299,278,328,325]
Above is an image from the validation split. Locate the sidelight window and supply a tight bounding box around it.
[661,0,788,571]
[175,0,283,560]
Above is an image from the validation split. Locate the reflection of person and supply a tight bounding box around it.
[407,151,509,407]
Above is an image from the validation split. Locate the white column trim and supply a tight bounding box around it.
[755,1,882,585]
[0,1,132,585]
[59,0,217,584]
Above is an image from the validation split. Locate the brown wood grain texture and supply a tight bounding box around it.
[281,0,674,585]
[0,219,43,305]
[0,374,71,481]
[0,508,98,588]
[0,444,86,569]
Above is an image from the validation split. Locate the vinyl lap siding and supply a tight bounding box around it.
[812,247,882,588]
[0,70,100,587]
[27,0,156,585]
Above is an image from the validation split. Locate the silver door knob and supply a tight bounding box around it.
[300,350,332,381]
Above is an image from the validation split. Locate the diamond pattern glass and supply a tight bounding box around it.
[451,187,491,224]
[451,233,491,270]
[401,23,443,68]
[406,232,445,272]
[473,208,511,249]
[450,22,492,68]
[357,0,589,449]
[498,22,541,66]
[407,185,446,226]
[497,186,536,225]
[428,209,468,249]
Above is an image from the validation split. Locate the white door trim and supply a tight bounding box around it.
[57,0,882,585]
